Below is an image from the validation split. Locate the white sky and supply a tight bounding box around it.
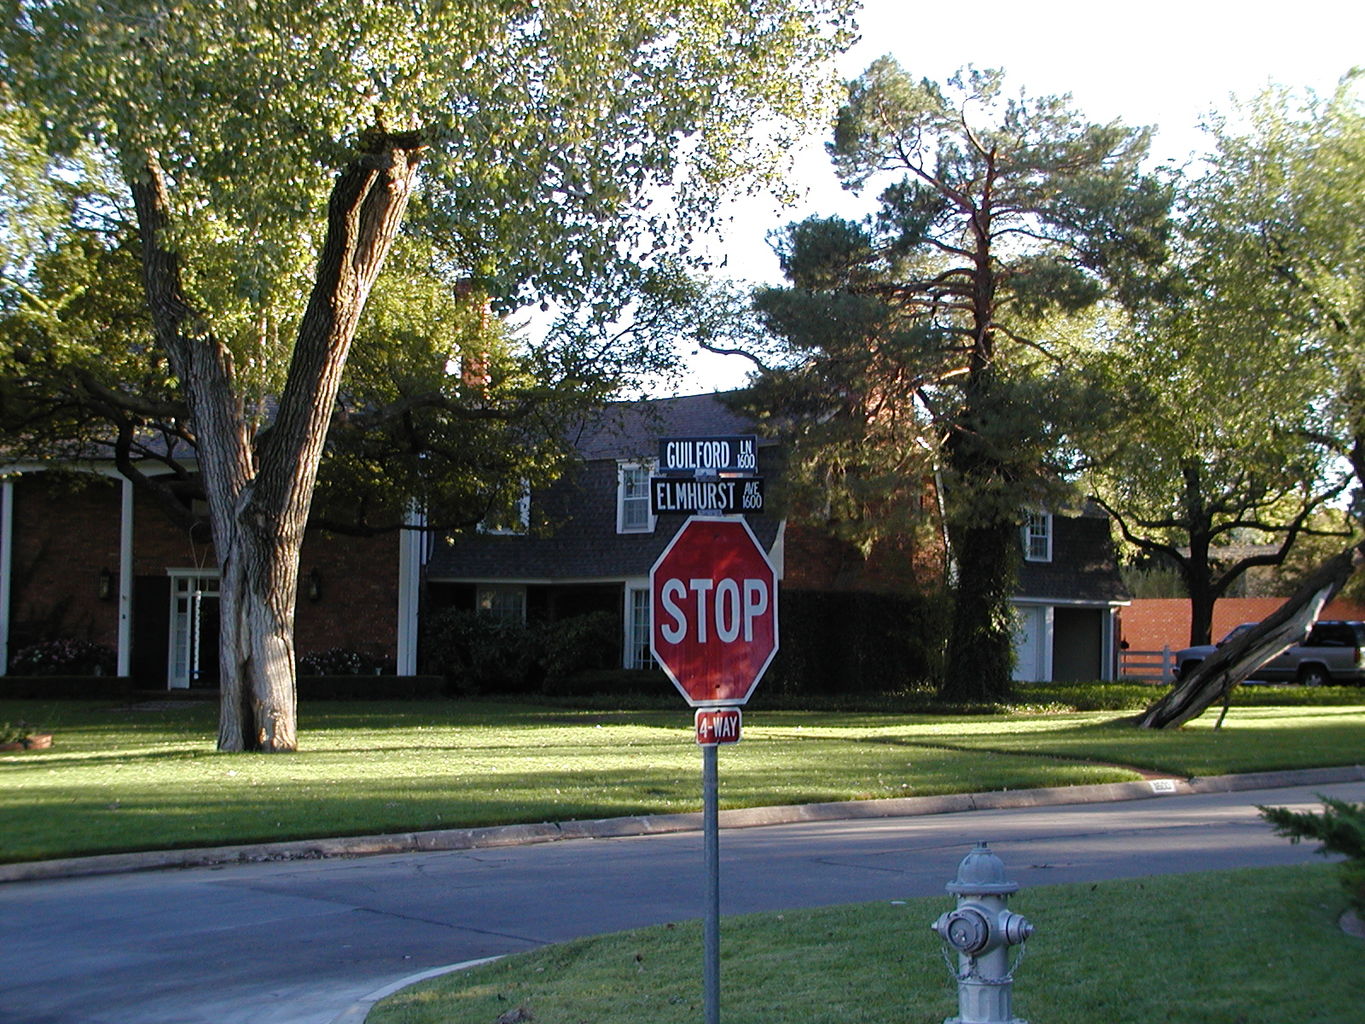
[675,0,1365,393]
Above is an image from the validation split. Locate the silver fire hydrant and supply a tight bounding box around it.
[930,842,1034,1024]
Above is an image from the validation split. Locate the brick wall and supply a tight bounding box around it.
[6,470,400,665]
[1120,596,1365,651]
[783,523,946,593]
[9,474,122,648]
[296,531,401,662]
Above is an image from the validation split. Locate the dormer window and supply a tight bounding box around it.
[617,461,656,534]
[1023,511,1052,562]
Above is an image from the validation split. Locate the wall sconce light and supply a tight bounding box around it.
[306,568,322,603]
[97,568,113,601]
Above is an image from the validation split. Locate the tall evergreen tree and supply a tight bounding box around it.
[749,62,1169,700]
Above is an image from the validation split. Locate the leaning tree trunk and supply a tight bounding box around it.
[1138,542,1365,729]
[133,134,425,751]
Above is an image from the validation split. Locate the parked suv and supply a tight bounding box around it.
[1174,620,1365,685]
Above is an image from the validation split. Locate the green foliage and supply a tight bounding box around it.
[297,648,387,677]
[1014,682,1156,712]
[743,61,1169,704]
[762,590,948,699]
[421,610,620,693]
[422,610,545,693]
[1260,796,1365,913]
[0,720,34,744]
[1271,510,1365,600]
[1081,78,1365,645]
[1,0,859,528]
[1,0,858,747]
[1,0,857,342]
[538,612,621,680]
[8,638,116,676]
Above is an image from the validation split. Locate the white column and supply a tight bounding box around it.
[118,477,134,678]
[0,478,13,674]
[1042,605,1056,682]
[395,508,424,676]
[1100,607,1115,681]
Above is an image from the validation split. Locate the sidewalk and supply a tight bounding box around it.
[4,764,1361,885]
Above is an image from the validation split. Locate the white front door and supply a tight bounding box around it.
[1012,605,1049,683]
[168,572,220,689]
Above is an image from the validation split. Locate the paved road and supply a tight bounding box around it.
[1,778,1362,1024]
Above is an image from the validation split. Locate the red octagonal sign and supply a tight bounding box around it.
[650,515,779,707]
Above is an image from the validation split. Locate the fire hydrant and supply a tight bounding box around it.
[930,842,1034,1024]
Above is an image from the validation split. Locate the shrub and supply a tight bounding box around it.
[1259,797,1365,914]
[9,638,116,676]
[0,720,32,745]
[539,611,620,679]
[298,648,386,676]
[422,609,544,693]
[422,609,624,694]
[763,590,947,698]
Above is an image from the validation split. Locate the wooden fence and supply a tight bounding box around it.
[1119,647,1175,685]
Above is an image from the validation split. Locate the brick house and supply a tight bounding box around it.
[428,392,1130,683]
[3,392,1129,689]
[0,463,418,687]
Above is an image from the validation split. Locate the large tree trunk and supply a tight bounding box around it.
[132,134,425,752]
[1138,541,1364,729]
[939,357,1018,702]
[1184,550,1218,647]
[942,517,1019,702]
[216,525,301,751]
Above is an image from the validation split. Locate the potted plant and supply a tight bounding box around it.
[0,721,54,751]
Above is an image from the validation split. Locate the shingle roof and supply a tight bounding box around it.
[427,393,780,583]
[567,392,767,462]
[1016,513,1129,604]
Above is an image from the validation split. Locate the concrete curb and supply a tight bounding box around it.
[3,765,1362,885]
[327,957,505,1024]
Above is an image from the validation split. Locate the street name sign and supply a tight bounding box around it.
[658,435,758,474]
[650,476,764,515]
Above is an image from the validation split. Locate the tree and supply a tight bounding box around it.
[0,0,855,750]
[1084,291,1351,646]
[1134,74,1365,727]
[745,62,1168,701]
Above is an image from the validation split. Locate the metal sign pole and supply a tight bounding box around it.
[649,435,777,1024]
[702,741,720,1024]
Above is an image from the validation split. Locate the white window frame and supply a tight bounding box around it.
[1023,511,1052,563]
[476,584,527,624]
[617,461,656,534]
[478,480,531,535]
[623,582,653,670]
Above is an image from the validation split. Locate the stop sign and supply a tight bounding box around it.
[649,515,779,706]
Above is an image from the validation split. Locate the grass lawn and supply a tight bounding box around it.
[369,863,1364,1024]
[1,695,1362,863]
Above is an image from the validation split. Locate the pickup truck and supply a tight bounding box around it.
[1173,620,1365,686]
